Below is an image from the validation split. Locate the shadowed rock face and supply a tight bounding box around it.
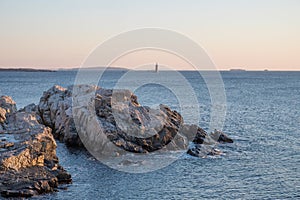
[37,85,233,158]
[0,96,71,198]
[211,130,234,143]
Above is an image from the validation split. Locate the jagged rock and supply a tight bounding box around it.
[211,130,234,143]
[0,96,71,198]
[38,85,190,154]
[19,103,38,113]
[0,96,17,124]
[0,107,6,124]
[37,85,233,158]
[0,96,17,114]
[186,128,233,157]
[38,85,79,146]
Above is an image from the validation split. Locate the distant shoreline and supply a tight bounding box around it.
[0,68,56,72]
[229,69,246,72]
[0,67,299,72]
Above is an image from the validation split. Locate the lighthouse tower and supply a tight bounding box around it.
[155,63,158,73]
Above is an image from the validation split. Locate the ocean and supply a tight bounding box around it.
[0,70,299,199]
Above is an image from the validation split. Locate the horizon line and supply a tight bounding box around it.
[1,66,300,72]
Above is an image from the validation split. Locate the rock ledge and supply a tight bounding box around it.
[0,96,71,198]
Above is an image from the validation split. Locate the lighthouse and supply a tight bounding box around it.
[155,63,158,73]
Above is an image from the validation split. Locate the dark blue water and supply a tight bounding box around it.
[0,71,299,199]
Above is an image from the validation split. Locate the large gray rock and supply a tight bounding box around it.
[37,85,233,158]
[37,85,191,155]
[0,96,71,198]
[38,85,79,146]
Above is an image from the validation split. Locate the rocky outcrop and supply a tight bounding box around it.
[38,85,79,146]
[186,128,233,158]
[37,85,189,155]
[211,130,234,143]
[0,96,17,124]
[37,85,233,157]
[0,85,233,196]
[0,96,71,198]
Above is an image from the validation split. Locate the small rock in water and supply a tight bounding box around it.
[119,159,145,166]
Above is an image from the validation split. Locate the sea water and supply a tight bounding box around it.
[0,71,299,199]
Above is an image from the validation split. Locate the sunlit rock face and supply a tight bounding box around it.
[0,96,71,198]
[0,96,17,124]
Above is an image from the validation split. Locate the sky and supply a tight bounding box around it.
[0,0,299,70]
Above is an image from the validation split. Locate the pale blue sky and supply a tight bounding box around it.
[0,0,299,70]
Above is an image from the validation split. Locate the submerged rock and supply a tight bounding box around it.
[0,96,71,198]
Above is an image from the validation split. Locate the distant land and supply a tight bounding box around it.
[229,69,246,72]
[1,67,297,72]
[59,66,128,71]
[0,68,56,72]
[0,66,129,72]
